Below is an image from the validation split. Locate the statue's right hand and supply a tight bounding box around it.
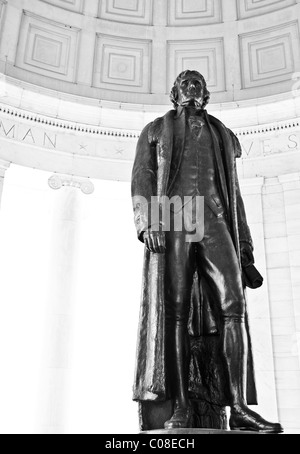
[143,230,166,254]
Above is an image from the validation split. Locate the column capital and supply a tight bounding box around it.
[239,177,265,195]
[0,159,10,178]
[48,174,94,195]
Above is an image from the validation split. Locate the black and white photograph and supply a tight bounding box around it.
[0,0,299,437]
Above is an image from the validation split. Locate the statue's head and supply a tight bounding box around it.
[170,70,210,110]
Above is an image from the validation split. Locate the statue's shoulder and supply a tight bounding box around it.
[228,129,242,158]
[148,110,175,144]
[208,114,242,159]
[208,114,230,136]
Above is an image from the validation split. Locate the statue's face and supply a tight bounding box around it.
[176,72,206,109]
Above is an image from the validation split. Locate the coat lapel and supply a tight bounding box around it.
[157,110,175,198]
[166,109,186,196]
[208,114,240,259]
[204,111,230,216]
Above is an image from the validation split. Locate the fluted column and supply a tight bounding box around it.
[240,177,278,420]
[277,173,300,433]
[278,173,300,341]
[38,174,94,435]
[0,159,10,209]
[263,175,300,434]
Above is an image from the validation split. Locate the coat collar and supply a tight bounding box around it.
[175,105,206,119]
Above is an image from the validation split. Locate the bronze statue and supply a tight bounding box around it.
[131,70,283,433]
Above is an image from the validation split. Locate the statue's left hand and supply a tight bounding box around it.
[240,242,255,268]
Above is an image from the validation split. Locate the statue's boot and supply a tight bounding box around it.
[164,403,192,430]
[224,318,283,434]
[230,406,283,433]
[164,322,192,430]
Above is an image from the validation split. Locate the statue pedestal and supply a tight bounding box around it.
[142,428,261,435]
[139,401,228,432]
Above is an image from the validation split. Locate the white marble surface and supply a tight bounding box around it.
[250,371,278,421]
[0,160,10,209]
[262,174,300,433]
[248,318,278,373]
[276,370,300,390]
[38,185,82,434]
[242,180,279,422]
[264,222,287,239]
[271,317,298,336]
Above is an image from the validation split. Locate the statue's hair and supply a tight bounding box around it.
[170,70,211,109]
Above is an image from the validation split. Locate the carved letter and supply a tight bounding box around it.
[262,139,272,155]
[242,142,254,157]
[0,121,16,138]
[44,133,57,149]
[288,134,299,150]
[22,129,35,143]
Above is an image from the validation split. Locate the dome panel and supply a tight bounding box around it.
[239,21,299,89]
[40,0,85,14]
[237,0,296,19]
[15,11,80,83]
[167,38,225,93]
[98,0,153,25]
[93,34,152,93]
[168,0,222,26]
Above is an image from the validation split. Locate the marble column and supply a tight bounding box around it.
[0,159,10,209]
[240,177,278,420]
[277,173,300,433]
[38,174,94,435]
[262,176,300,434]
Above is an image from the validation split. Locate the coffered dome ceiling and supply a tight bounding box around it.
[0,0,300,106]
[1,1,300,183]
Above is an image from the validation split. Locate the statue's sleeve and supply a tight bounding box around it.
[131,123,158,242]
[229,129,254,251]
[235,167,254,250]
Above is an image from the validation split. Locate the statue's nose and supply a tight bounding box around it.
[189,81,199,92]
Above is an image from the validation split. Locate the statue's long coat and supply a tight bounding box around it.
[131,109,258,406]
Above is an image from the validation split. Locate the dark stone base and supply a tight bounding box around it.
[139,400,227,432]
